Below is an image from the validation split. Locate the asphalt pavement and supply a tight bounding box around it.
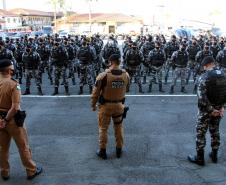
[1,96,226,185]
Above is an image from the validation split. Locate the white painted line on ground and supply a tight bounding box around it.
[22,94,197,98]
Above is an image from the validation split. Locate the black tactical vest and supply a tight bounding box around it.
[206,69,226,106]
[174,51,188,67]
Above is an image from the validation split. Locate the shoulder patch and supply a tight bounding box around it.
[16,84,21,90]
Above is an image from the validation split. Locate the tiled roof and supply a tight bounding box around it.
[0,9,18,17]
[64,13,143,24]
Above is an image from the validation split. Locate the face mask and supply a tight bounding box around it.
[181,48,186,51]
[156,47,160,50]
[26,48,31,52]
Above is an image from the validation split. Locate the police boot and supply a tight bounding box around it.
[116,147,122,158]
[89,85,93,94]
[96,149,107,160]
[193,85,197,94]
[169,86,174,94]
[23,88,30,95]
[181,86,187,93]
[78,86,83,95]
[209,149,218,163]
[138,84,144,93]
[148,83,152,93]
[188,150,205,166]
[159,84,165,92]
[52,87,59,96]
[65,86,70,96]
[19,78,22,84]
[37,87,43,96]
[72,78,76,85]
[142,76,146,84]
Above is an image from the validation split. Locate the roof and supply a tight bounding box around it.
[60,13,143,24]
[9,8,61,17]
[0,9,18,17]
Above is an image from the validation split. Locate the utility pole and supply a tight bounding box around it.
[2,0,6,10]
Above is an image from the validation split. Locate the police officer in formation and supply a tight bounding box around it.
[50,38,69,96]
[22,44,43,95]
[188,56,226,165]
[147,41,166,92]
[77,38,96,94]
[124,42,144,93]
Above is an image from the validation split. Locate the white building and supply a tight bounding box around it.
[0,9,22,30]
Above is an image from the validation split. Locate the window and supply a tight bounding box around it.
[13,18,16,23]
[7,18,10,23]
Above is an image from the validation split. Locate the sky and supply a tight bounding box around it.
[1,0,226,27]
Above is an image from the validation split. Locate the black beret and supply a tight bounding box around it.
[109,54,120,62]
[0,59,13,69]
[201,56,215,67]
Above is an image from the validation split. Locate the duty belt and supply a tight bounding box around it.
[104,99,125,103]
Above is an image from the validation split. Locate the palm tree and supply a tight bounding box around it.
[49,0,65,33]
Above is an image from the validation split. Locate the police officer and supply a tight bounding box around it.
[188,56,226,166]
[51,39,70,96]
[22,44,43,95]
[124,42,144,93]
[77,39,95,94]
[169,43,189,94]
[0,59,42,180]
[216,47,226,71]
[147,42,166,92]
[91,54,130,159]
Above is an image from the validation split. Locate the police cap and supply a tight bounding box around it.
[201,56,215,67]
[0,59,13,69]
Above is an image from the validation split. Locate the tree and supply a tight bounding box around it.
[48,0,65,33]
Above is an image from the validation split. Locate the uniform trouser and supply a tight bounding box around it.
[53,66,68,88]
[79,64,94,87]
[98,103,124,149]
[196,110,221,151]
[127,67,142,85]
[16,65,23,80]
[171,67,187,87]
[186,60,197,82]
[149,67,163,85]
[40,60,53,82]
[68,60,75,79]
[25,69,41,89]
[0,120,36,177]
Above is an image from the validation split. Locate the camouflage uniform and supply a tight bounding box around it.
[77,45,96,94]
[124,47,144,93]
[216,48,226,71]
[170,49,189,93]
[22,50,42,95]
[147,48,166,92]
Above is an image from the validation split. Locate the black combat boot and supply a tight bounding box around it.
[52,87,59,96]
[1,175,9,181]
[181,86,187,93]
[65,86,70,96]
[142,76,146,84]
[188,150,205,166]
[37,87,43,96]
[19,78,22,84]
[23,88,30,95]
[96,149,107,160]
[89,85,93,94]
[209,149,218,163]
[78,86,83,95]
[159,84,165,92]
[116,147,122,158]
[148,83,152,93]
[138,84,144,93]
[169,86,174,94]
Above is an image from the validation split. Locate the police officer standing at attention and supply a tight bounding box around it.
[91,54,130,159]
[0,59,42,180]
[188,56,226,166]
